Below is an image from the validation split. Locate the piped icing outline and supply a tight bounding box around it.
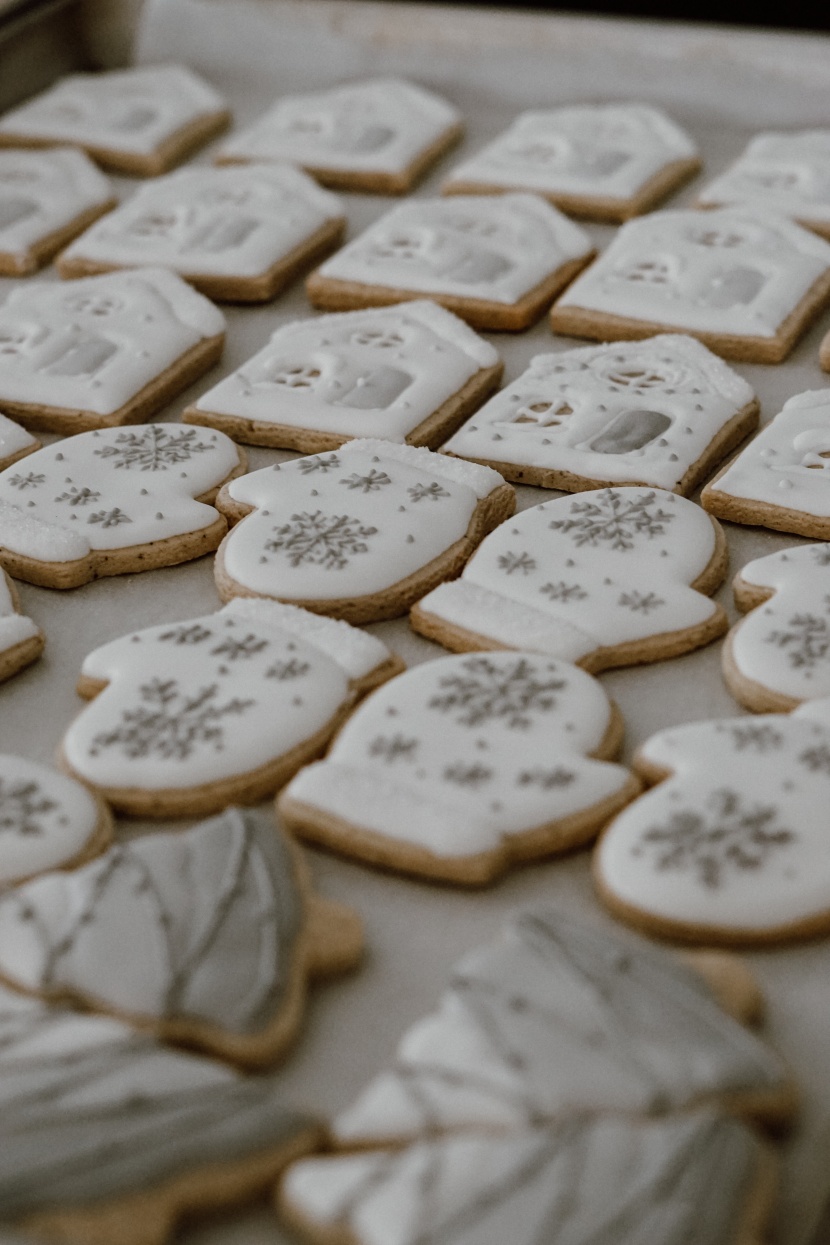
[0,147,113,270]
[699,131,830,233]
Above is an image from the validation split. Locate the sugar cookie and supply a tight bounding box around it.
[441,334,758,494]
[0,422,244,589]
[411,486,728,670]
[444,103,700,221]
[0,412,37,471]
[183,301,502,452]
[0,806,364,1068]
[595,699,830,944]
[58,164,346,303]
[551,208,830,363]
[0,268,225,434]
[698,132,830,239]
[0,984,321,1245]
[306,194,594,331]
[279,652,639,885]
[279,1111,776,1245]
[61,598,400,817]
[702,390,830,537]
[0,147,115,275]
[215,439,514,625]
[217,77,462,194]
[0,65,230,176]
[0,754,111,886]
[0,569,43,683]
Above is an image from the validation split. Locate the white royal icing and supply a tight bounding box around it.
[62,598,390,792]
[61,163,344,279]
[0,755,101,885]
[0,983,315,1218]
[415,487,720,663]
[284,652,631,860]
[0,807,305,1035]
[699,132,830,229]
[0,64,226,156]
[220,439,505,603]
[445,103,697,201]
[0,147,112,263]
[0,423,239,563]
[442,335,754,491]
[729,543,830,704]
[284,1112,763,1245]
[0,412,37,469]
[0,570,40,663]
[194,301,499,442]
[332,906,786,1143]
[314,195,593,305]
[0,268,224,417]
[704,389,830,520]
[596,703,830,934]
[555,208,830,337]
[219,77,460,175]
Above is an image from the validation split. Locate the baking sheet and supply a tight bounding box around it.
[3,1,830,1241]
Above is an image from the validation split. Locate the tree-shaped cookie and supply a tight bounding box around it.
[0,268,225,434]
[0,422,244,588]
[326,906,792,1147]
[595,700,830,944]
[0,984,321,1245]
[61,598,399,817]
[0,806,364,1068]
[214,439,514,625]
[725,543,830,712]
[279,652,639,884]
[703,391,830,538]
[0,754,111,886]
[411,486,728,670]
[184,301,502,452]
[0,568,43,683]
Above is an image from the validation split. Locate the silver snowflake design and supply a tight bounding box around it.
[158,624,213,646]
[55,486,101,507]
[637,787,794,889]
[340,470,392,493]
[539,581,588,603]
[265,658,311,681]
[9,472,45,490]
[89,678,254,760]
[93,427,214,471]
[618,590,665,614]
[497,551,537,576]
[408,482,450,503]
[766,608,830,669]
[210,634,269,661]
[517,767,575,788]
[727,724,784,752]
[428,657,565,730]
[548,490,675,550]
[369,734,418,762]
[799,743,830,775]
[87,508,131,528]
[265,510,377,570]
[443,762,493,788]
[0,778,56,837]
[298,454,341,474]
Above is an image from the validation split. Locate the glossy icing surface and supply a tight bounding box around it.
[0,64,226,155]
[0,268,225,415]
[284,652,631,856]
[0,147,112,260]
[415,487,720,660]
[62,163,344,278]
[0,422,239,562]
[445,103,697,199]
[63,598,389,789]
[556,208,830,337]
[195,301,498,440]
[0,807,304,1033]
[221,439,505,601]
[0,754,100,884]
[0,571,39,661]
[315,195,593,305]
[700,131,830,226]
[0,412,36,467]
[443,334,754,490]
[220,77,460,174]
